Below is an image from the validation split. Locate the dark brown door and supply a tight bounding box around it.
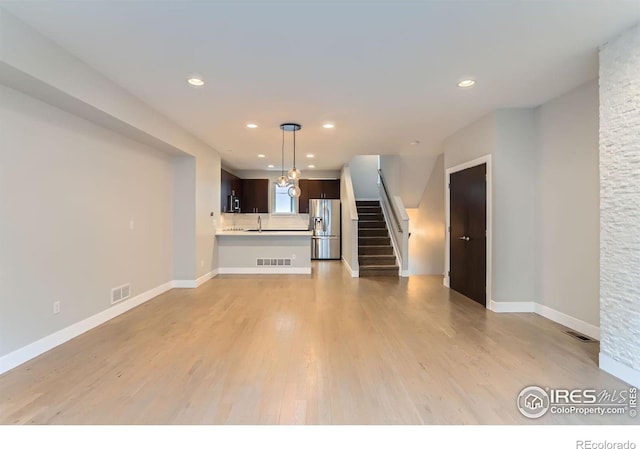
[450,164,486,306]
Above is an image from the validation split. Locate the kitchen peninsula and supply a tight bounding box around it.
[216,214,313,274]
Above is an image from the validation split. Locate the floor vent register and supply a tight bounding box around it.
[256,258,292,267]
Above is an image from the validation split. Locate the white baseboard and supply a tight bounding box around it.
[341,256,359,278]
[443,276,450,288]
[217,267,311,275]
[535,303,600,340]
[490,300,536,313]
[172,279,196,288]
[0,281,173,376]
[488,301,600,340]
[195,269,218,287]
[600,353,640,388]
[356,197,380,201]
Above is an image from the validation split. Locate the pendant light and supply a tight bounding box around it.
[282,123,302,181]
[280,123,302,198]
[276,127,290,188]
[288,183,301,198]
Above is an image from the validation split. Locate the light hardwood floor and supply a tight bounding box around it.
[0,262,633,424]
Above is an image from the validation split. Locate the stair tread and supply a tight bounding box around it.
[359,254,395,258]
[360,263,398,267]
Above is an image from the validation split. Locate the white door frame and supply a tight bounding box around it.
[444,154,493,310]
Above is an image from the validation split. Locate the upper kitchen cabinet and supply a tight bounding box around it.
[241,178,269,213]
[298,179,340,213]
[221,169,243,213]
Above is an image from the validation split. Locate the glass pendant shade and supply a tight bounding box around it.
[288,184,301,198]
[277,175,290,187]
[288,167,301,181]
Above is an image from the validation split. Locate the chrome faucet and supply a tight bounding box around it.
[258,215,262,232]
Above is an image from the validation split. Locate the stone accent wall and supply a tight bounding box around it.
[599,24,640,373]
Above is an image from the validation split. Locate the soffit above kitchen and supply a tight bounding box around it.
[1,0,639,170]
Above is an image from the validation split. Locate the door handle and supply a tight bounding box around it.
[459,236,470,241]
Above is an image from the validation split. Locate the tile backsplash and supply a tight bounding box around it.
[219,213,310,230]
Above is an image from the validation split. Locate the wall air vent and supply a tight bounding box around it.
[564,330,597,342]
[111,283,131,305]
[256,258,292,267]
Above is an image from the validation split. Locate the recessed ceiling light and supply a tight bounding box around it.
[457,79,475,88]
[308,164,315,168]
[410,140,421,146]
[187,77,205,87]
[258,154,266,158]
[306,154,315,158]
[322,123,335,129]
[246,123,258,129]
[267,164,275,168]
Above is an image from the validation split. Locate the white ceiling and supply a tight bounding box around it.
[1,0,639,171]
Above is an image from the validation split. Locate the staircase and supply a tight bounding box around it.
[357,200,399,277]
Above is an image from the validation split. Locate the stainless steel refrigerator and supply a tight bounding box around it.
[309,199,341,260]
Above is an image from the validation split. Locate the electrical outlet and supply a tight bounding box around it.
[53,301,61,315]
[200,260,204,268]
[129,220,135,230]
[291,254,296,260]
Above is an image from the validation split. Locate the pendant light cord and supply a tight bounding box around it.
[293,128,296,170]
[281,127,285,177]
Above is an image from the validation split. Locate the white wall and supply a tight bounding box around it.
[537,80,600,327]
[340,166,359,276]
[195,148,220,278]
[599,24,640,386]
[442,108,538,305]
[0,10,222,366]
[493,109,538,303]
[407,154,445,275]
[349,155,379,200]
[0,84,173,355]
[398,152,438,208]
[379,155,400,197]
[440,84,606,342]
[443,112,496,171]
[442,112,496,297]
[0,8,221,283]
[173,156,196,280]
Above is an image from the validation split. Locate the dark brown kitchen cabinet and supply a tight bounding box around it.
[241,178,269,213]
[221,169,242,213]
[298,179,340,213]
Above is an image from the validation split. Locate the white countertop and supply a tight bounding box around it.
[216,229,313,237]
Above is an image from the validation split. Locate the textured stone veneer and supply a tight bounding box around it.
[599,24,640,372]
